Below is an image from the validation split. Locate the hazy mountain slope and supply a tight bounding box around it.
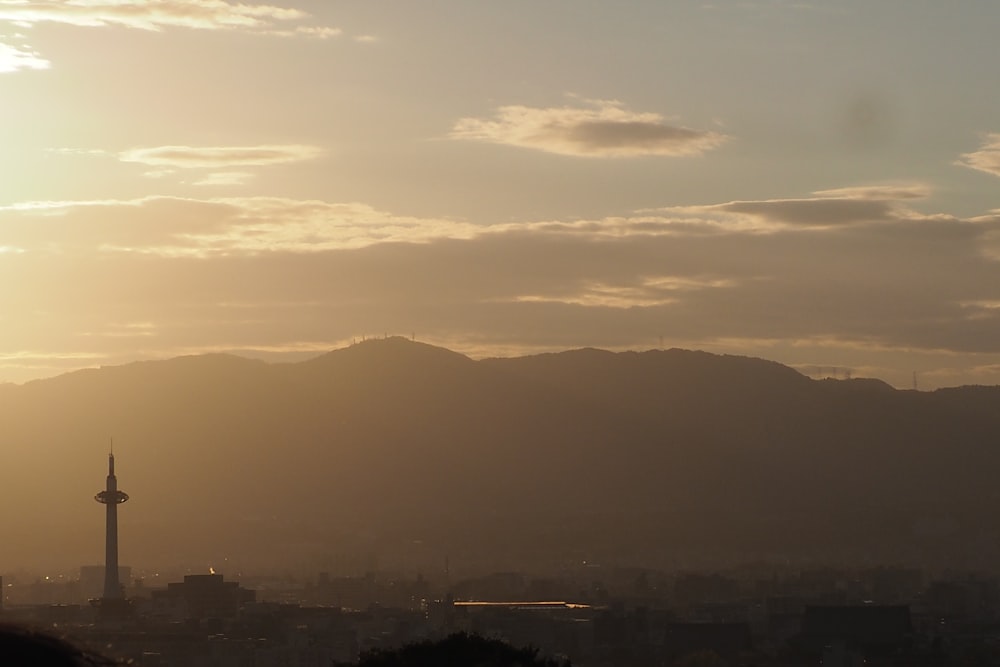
[2,337,999,573]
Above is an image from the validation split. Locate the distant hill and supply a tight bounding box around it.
[2,337,999,574]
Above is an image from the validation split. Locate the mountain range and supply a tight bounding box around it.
[2,337,999,575]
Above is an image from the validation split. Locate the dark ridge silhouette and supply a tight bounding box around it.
[1,336,1000,572]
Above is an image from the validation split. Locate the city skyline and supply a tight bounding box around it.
[2,1,1000,388]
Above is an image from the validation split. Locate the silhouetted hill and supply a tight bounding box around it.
[2,337,1000,573]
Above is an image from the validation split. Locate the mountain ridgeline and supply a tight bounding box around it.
[2,337,999,573]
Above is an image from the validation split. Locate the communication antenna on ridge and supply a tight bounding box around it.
[913,371,918,391]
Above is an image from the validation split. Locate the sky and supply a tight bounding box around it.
[0,0,999,389]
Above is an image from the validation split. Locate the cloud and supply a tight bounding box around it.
[450,100,727,157]
[0,193,853,257]
[0,183,965,258]
[193,172,254,186]
[0,0,312,33]
[957,133,1000,179]
[118,144,323,169]
[80,321,157,338]
[143,169,177,179]
[0,196,483,255]
[714,198,896,227]
[659,183,930,230]
[0,39,48,72]
[48,145,319,185]
[513,276,734,309]
[812,184,931,200]
[0,350,105,362]
[0,1,341,72]
[292,25,341,39]
[45,148,108,157]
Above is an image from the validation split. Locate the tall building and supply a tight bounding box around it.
[94,452,129,601]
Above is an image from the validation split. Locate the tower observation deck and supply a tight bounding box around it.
[95,452,129,600]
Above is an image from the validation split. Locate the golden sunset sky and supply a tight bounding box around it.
[1,0,999,388]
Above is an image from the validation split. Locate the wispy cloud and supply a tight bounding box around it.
[0,0,341,73]
[48,145,320,185]
[513,276,734,309]
[291,25,341,39]
[80,321,157,338]
[812,184,931,201]
[0,39,47,72]
[45,148,107,157]
[657,183,930,231]
[0,196,482,255]
[144,198,484,254]
[0,0,315,34]
[118,144,323,169]
[0,184,954,258]
[0,349,105,362]
[193,171,254,186]
[957,133,1000,179]
[450,100,727,158]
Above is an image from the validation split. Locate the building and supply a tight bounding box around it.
[151,574,256,620]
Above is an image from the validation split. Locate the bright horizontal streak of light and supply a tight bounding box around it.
[453,601,592,609]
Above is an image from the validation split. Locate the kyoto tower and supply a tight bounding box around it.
[95,451,129,600]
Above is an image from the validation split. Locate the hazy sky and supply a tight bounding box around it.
[1,0,999,388]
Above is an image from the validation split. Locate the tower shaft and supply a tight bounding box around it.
[104,486,121,598]
[95,453,129,600]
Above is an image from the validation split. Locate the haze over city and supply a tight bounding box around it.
[0,0,998,389]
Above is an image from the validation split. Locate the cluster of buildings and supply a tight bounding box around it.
[5,456,1000,665]
[7,562,1000,666]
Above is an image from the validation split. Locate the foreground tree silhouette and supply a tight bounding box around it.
[0,625,118,666]
[345,632,570,667]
